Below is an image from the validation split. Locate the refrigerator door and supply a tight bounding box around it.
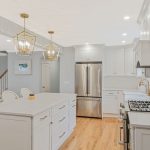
[77,97,102,118]
[75,64,88,96]
[87,63,102,97]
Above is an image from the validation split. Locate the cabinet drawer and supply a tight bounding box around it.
[53,101,68,115]
[71,99,76,106]
[52,117,68,149]
[34,110,50,125]
[54,112,68,125]
[103,91,118,96]
[70,104,76,115]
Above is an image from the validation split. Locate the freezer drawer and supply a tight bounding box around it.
[77,97,102,118]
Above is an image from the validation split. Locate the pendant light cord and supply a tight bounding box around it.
[24,17,26,32]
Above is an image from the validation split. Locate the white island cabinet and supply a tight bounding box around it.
[128,112,150,150]
[0,93,76,150]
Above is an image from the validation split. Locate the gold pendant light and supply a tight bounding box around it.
[14,13,36,55]
[43,31,60,61]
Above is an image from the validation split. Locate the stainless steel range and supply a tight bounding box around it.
[120,93,150,150]
[128,100,150,112]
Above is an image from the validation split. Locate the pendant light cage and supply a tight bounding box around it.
[43,31,60,61]
[14,13,36,56]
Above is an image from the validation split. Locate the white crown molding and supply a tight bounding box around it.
[137,0,150,24]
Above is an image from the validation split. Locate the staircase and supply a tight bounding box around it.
[0,69,8,98]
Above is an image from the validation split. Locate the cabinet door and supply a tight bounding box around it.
[41,63,51,92]
[124,47,135,75]
[33,111,51,150]
[103,91,119,114]
[135,128,150,150]
[114,48,124,75]
[104,49,115,75]
[104,48,124,76]
[0,115,32,150]
[141,41,150,66]
[37,123,50,150]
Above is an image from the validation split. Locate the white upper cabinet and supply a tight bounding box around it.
[136,0,150,66]
[124,46,136,75]
[75,44,105,62]
[104,47,124,76]
[114,48,125,75]
[104,45,135,76]
[135,40,150,66]
[74,44,136,76]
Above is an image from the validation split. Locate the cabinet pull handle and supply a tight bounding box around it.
[40,115,48,120]
[108,93,113,95]
[72,105,76,108]
[59,105,66,110]
[72,100,76,102]
[119,126,124,145]
[59,132,66,139]
[59,117,66,122]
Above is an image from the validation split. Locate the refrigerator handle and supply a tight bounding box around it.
[86,66,88,95]
[98,68,102,96]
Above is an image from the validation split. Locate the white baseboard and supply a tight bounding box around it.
[102,113,119,118]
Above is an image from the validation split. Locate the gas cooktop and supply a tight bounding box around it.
[128,100,150,112]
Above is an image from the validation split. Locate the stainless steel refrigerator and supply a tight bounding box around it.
[75,62,102,118]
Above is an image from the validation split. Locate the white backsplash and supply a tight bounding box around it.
[103,76,140,89]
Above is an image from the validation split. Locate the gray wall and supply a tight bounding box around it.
[0,54,8,75]
[60,47,75,93]
[48,60,60,93]
[8,52,60,95]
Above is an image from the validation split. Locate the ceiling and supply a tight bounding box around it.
[0,0,144,47]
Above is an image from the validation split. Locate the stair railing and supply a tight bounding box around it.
[0,69,8,98]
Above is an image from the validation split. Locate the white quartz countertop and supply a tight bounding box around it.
[128,112,150,128]
[0,93,76,117]
[103,88,140,91]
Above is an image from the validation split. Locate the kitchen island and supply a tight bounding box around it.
[0,93,76,150]
[123,91,150,150]
[128,112,150,150]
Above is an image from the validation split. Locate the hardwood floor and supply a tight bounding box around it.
[60,117,123,150]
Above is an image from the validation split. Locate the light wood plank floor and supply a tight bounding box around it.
[60,117,123,150]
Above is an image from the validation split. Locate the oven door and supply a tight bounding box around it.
[119,117,129,150]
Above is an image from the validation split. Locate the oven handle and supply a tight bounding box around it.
[119,126,124,145]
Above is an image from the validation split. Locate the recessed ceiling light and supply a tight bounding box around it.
[122,40,126,44]
[124,16,131,20]
[147,15,150,19]
[122,33,127,36]
[6,39,11,42]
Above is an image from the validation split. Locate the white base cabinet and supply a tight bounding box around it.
[33,110,51,150]
[130,127,150,150]
[102,90,123,117]
[0,98,76,150]
[51,100,69,150]
[68,98,76,132]
[0,115,32,150]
